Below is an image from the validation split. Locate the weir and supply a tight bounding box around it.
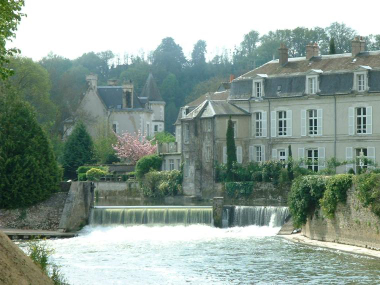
[89,206,213,226]
[223,206,289,228]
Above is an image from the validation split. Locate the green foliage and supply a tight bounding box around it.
[27,240,69,285]
[288,175,327,227]
[135,154,163,179]
[141,170,182,197]
[93,122,119,164]
[62,122,94,179]
[329,37,336,54]
[225,182,254,198]
[86,168,108,181]
[0,91,61,209]
[226,117,237,181]
[152,131,175,144]
[355,173,380,217]
[77,165,108,181]
[320,174,353,218]
[0,0,25,79]
[287,145,294,181]
[262,160,283,184]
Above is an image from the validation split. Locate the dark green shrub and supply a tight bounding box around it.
[288,175,327,227]
[348,168,355,175]
[226,117,237,181]
[225,182,254,198]
[0,93,61,209]
[262,160,282,184]
[252,171,263,182]
[287,145,294,181]
[320,174,353,218]
[355,173,380,217]
[78,173,87,181]
[135,154,162,179]
[141,170,182,197]
[215,162,227,182]
[62,122,94,179]
[279,168,290,184]
[231,162,251,181]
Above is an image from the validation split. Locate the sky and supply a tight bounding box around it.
[10,0,380,63]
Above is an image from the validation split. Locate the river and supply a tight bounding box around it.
[44,224,380,285]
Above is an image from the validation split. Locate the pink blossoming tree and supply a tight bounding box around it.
[113,130,157,163]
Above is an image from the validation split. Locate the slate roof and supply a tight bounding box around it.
[186,90,230,107]
[231,51,380,99]
[139,73,163,101]
[97,86,144,110]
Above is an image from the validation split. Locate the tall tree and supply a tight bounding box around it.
[0,0,25,79]
[226,117,237,181]
[191,40,207,66]
[62,122,94,179]
[0,89,61,208]
[329,38,336,54]
[325,22,356,53]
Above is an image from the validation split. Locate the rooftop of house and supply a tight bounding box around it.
[97,86,144,109]
[139,72,164,102]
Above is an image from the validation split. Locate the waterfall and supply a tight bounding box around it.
[90,206,213,226]
[224,206,289,228]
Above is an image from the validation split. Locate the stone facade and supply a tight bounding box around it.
[179,38,380,196]
[302,186,380,250]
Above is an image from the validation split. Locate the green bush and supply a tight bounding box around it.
[135,154,162,179]
[252,171,263,182]
[225,182,254,198]
[86,168,108,181]
[77,165,108,181]
[279,168,290,184]
[141,170,182,197]
[355,173,380,217]
[262,160,283,184]
[320,174,353,218]
[288,175,327,227]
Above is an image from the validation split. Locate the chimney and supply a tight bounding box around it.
[306,43,314,60]
[278,43,288,66]
[229,74,235,82]
[86,74,98,89]
[352,36,366,56]
[313,43,320,57]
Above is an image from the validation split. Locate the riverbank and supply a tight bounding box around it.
[281,233,380,259]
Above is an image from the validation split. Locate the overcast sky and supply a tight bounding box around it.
[10,0,380,62]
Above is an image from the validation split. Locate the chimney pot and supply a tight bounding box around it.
[278,44,288,66]
[229,74,235,82]
[352,36,366,57]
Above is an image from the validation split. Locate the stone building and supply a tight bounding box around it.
[64,73,165,139]
[179,37,380,196]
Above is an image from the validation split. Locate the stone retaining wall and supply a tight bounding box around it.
[302,187,380,250]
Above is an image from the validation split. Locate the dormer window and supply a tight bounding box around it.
[305,70,322,95]
[353,66,371,93]
[252,74,267,98]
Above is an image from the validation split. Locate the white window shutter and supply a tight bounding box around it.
[298,148,305,166]
[262,111,267,137]
[249,146,254,162]
[223,146,227,164]
[301,110,306,136]
[262,145,266,161]
[271,111,276,138]
[366,106,372,134]
[348,107,355,135]
[317,109,323,136]
[237,146,243,163]
[272,149,277,160]
[318,147,325,169]
[346,147,353,172]
[287,110,292,136]
[368,147,375,168]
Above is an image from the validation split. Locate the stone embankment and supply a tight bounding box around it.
[0,192,68,231]
[0,231,53,285]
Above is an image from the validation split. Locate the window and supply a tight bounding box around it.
[278,111,287,136]
[255,112,263,137]
[112,121,118,134]
[357,74,365,92]
[169,159,174,171]
[184,124,190,143]
[154,125,158,133]
[254,81,262,98]
[279,149,286,163]
[356,107,367,134]
[308,109,318,135]
[307,149,319,172]
[308,77,316,94]
[255,146,262,162]
[355,148,368,172]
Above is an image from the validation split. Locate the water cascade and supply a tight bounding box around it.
[223,206,289,227]
[90,206,213,226]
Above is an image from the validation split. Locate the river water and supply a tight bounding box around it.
[44,225,380,285]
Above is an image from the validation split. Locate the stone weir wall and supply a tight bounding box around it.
[302,187,380,250]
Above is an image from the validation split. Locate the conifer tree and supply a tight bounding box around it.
[0,91,61,208]
[329,38,336,55]
[62,122,94,179]
[287,145,294,181]
[226,117,237,181]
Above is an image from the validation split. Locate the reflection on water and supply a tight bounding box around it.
[45,225,380,285]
